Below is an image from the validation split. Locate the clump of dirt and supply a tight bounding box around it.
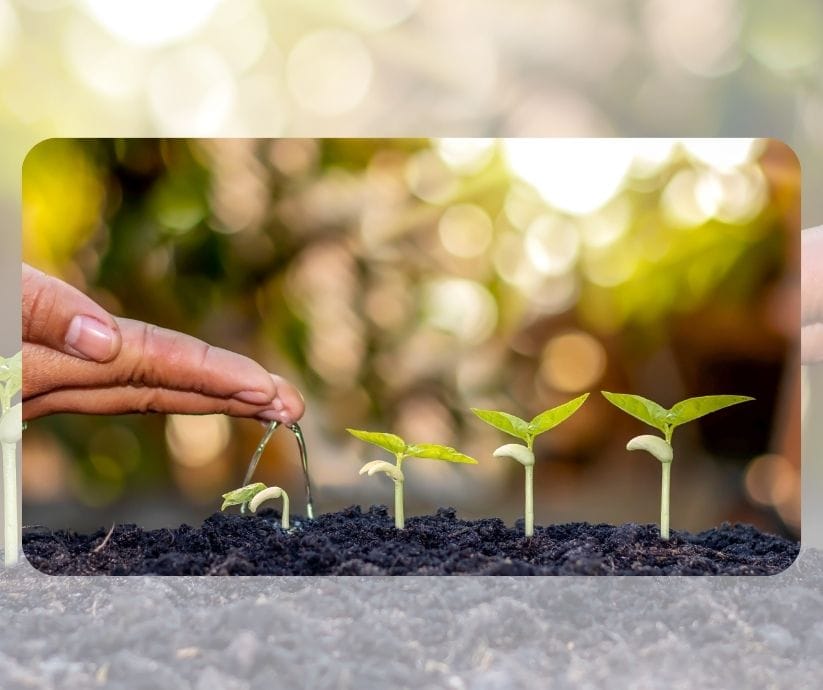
[22,506,799,576]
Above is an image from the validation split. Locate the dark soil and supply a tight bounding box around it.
[22,506,799,576]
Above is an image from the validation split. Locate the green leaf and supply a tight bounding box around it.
[0,351,22,398]
[528,393,589,437]
[346,428,407,455]
[470,408,530,443]
[405,443,478,464]
[668,395,754,428]
[221,482,267,510]
[601,391,669,433]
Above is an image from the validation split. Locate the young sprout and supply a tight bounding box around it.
[602,391,754,540]
[0,351,22,567]
[221,482,290,529]
[472,393,589,537]
[346,429,477,529]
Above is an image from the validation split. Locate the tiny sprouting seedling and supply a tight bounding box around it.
[0,351,22,567]
[240,421,314,519]
[471,393,589,537]
[346,429,477,529]
[602,391,754,540]
[221,482,290,529]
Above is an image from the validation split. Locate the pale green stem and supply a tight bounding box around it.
[393,453,406,529]
[394,479,405,529]
[660,461,671,541]
[280,492,290,530]
[524,464,534,538]
[3,441,18,566]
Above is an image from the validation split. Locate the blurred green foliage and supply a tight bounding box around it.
[21,138,799,535]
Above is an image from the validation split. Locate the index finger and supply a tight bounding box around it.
[24,318,278,404]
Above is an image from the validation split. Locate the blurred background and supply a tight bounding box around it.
[2,0,821,547]
[21,137,800,538]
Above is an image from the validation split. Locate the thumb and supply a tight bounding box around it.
[23,263,121,362]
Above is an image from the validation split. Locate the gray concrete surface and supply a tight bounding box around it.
[0,549,821,690]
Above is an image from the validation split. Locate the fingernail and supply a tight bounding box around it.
[234,390,273,405]
[259,409,290,423]
[272,397,285,412]
[64,315,117,362]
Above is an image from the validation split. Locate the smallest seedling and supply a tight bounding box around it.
[221,482,290,529]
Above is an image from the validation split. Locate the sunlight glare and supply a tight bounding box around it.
[82,0,221,46]
[436,138,496,175]
[683,138,763,169]
[503,139,634,215]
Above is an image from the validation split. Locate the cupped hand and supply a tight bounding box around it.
[22,264,305,424]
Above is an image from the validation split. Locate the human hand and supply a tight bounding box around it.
[22,264,305,423]
[802,226,823,364]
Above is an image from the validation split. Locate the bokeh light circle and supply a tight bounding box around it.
[525,215,580,276]
[423,279,497,345]
[540,331,607,393]
[286,28,373,116]
[147,46,235,134]
[0,0,20,66]
[438,204,493,258]
[340,0,418,31]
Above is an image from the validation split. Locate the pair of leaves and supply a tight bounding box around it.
[471,393,589,444]
[346,429,477,464]
[601,391,753,438]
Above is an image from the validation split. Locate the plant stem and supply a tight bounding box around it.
[660,461,671,541]
[2,441,18,566]
[394,479,405,529]
[524,464,534,537]
[280,491,290,530]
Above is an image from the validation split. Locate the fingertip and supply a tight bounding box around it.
[64,315,121,362]
[269,374,306,424]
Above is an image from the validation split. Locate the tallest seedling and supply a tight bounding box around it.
[602,391,754,540]
[0,351,22,567]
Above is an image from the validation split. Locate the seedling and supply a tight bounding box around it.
[602,391,754,540]
[240,421,314,519]
[347,429,477,529]
[0,351,22,567]
[471,393,589,537]
[221,482,290,529]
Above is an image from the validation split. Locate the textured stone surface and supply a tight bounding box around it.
[1,548,821,689]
